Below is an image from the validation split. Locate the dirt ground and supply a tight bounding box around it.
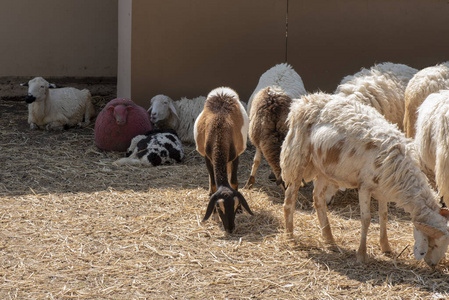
[1,79,449,299]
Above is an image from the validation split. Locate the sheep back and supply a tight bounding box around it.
[195,88,248,161]
[336,71,406,130]
[404,62,449,138]
[415,90,449,206]
[173,96,206,144]
[249,87,292,178]
[94,98,152,152]
[248,63,306,114]
[339,62,418,88]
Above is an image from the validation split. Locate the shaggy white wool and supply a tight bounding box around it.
[281,92,449,266]
[415,89,449,208]
[247,63,306,114]
[403,62,449,137]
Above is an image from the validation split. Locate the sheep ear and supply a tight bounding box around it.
[168,101,179,120]
[20,82,29,87]
[440,208,449,220]
[238,193,253,215]
[147,104,152,113]
[414,222,446,240]
[202,194,218,222]
[49,83,58,89]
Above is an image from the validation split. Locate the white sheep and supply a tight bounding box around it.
[339,62,418,88]
[280,92,449,267]
[147,95,206,144]
[21,77,95,130]
[415,90,449,208]
[244,86,292,189]
[194,87,253,233]
[403,62,449,138]
[113,128,184,167]
[247,63,306,114]
[336,69,410,131]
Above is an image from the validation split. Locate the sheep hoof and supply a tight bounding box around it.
[356,252,369,263]
[244,177,255,189]
[381,246,392,255]
[268,172,276,182]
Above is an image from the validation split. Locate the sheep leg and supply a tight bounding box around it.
[323,183,339,205]
[205,157,217,195]
[283,180,301,239]
[357,188,371,263]
[313,177,336,245]
[229,157,239,191]
[378,200,391,254]
[244,148,262,189]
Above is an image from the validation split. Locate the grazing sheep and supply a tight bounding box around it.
[339,62,418,88]
[21,77,94,130]
[94,98,153,152]
[336,69,409,131]
[280,92,449,266]
[403,62,449,138]
[194,87,253,233]
[415,90,449,207]
[148,95,206,144]
[113,128,184,166]
[247,63,306,114]
[244,86,292,189]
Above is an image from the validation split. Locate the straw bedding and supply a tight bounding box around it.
[1,89,449,299]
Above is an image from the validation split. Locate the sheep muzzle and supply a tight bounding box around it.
[25,94,36,104]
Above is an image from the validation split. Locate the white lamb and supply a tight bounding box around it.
[403,62,449,138]
[148,95,206,144]
[247,63,306,114]
[21,77,94,130]
[415,90,449,208]
[336,68,411,131]
[281,92,449,267]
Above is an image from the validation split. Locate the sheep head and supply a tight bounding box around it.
[109,103,131,126]
[21,77,57,104]
[147,94,179,125]
[413,208,449,268]
[202,186,253,233]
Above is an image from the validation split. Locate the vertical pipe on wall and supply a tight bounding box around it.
[117,0,132,99]
[285,0,289,63]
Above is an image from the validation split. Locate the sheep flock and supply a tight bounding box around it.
[7,60,449,297]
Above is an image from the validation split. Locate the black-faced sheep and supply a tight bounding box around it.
[280,92,449,267]
[148,95,206,144]
[247,63,306,114]
[415,90,449,208]
[403,62,449,138]
[113,129,184,167]
[244,86,292,189]
[194,87,253,233]
[21,77,95,130]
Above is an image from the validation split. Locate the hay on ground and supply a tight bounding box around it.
[0,92,448,299]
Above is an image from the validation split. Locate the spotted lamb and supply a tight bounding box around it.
[114,129,184,166]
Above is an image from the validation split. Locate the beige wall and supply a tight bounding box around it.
[0,0,118,78]
[130,0,287,105]
[120,0,449,107]
[288,0,449,93]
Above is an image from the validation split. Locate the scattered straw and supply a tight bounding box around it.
[0,94,449,299]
